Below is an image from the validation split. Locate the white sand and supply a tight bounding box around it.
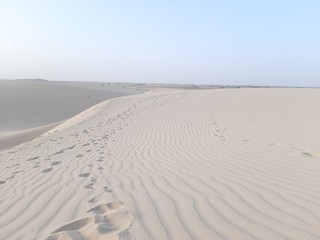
[0,79,145,150]
[0,88,320,240]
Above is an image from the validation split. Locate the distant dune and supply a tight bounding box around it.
[0,79,145,131]
[0,80,146,150]
[0,87,319,239]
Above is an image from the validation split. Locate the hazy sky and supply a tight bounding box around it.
[0,0,319,86]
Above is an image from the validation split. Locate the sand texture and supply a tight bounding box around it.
[0,88,320,240]
[0,80,145,150]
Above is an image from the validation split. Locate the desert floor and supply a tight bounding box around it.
[0,86,320,240]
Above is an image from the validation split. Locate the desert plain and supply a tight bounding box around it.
[0,80,319,240]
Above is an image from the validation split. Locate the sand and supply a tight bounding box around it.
[0,79,145,150]
[0,87,320,239]
[0,79,145,131]
[0,121,63,150]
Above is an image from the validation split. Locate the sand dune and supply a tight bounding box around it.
[0,88,320,239]
[0,79,145,150]
[0,79,144,131]
[0,121,63,151]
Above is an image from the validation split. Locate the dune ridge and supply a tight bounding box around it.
[0,88,320,240]
[0,80,144,131]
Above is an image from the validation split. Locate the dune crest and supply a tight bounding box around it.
[0,88,320,240]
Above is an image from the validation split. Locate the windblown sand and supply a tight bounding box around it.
[0,88,319,240]
[0,80,144,150]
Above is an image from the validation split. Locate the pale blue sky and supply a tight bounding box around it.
[0,0,319,86]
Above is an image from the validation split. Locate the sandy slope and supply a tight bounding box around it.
[0,88,320,240]
[0,80,144,131]
[0,121,63,150]
[0,79,145,150]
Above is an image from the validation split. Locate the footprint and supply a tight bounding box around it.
[52,145,76,156]
[96,212,132,235]
[76,154,84,158]
[52,217,91,233]
[51,161,61,166]
[79,173,90,177]
[27,156,40,161]
[103,186,112,192]
[88,202,123,214]
[0,181,6,184]
[85,183,94,189]
[302,152,315,157]
[42,168,52,173]
[88,197,99,203]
